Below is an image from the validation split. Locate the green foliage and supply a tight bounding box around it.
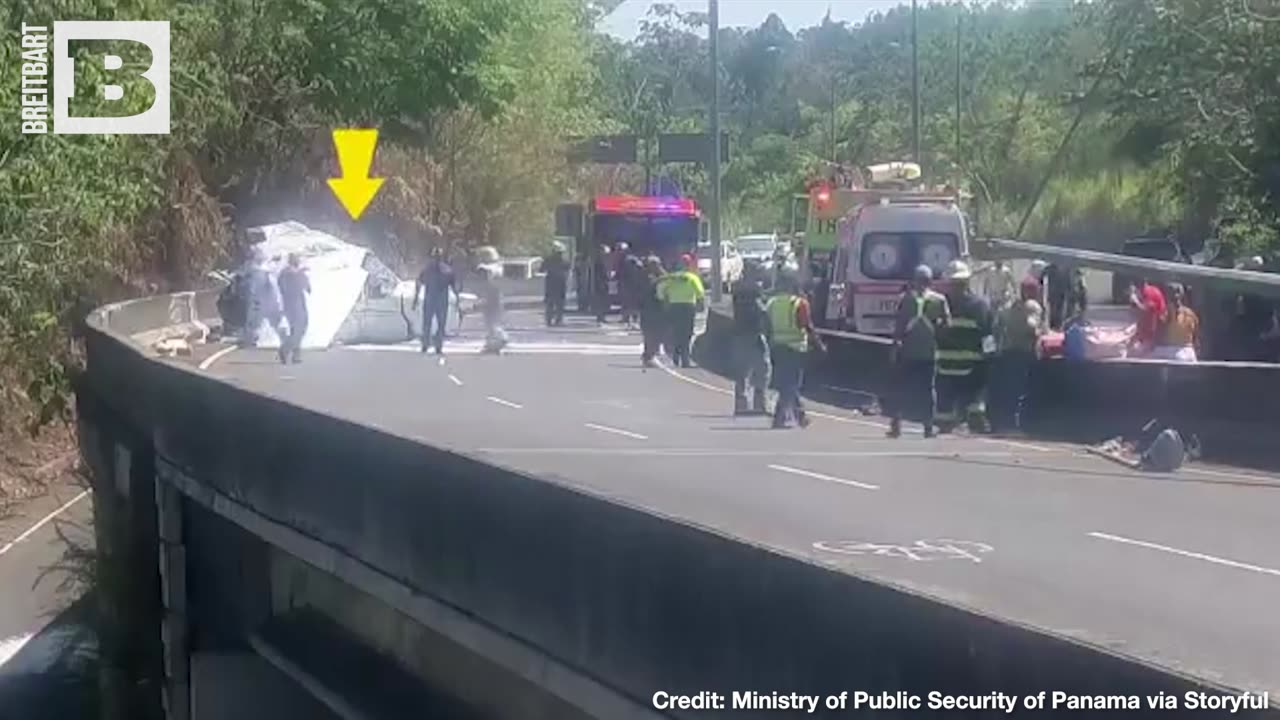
[593,0,1276,260]
[0,0,564,432]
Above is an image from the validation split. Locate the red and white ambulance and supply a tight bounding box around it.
[824,163,969,336]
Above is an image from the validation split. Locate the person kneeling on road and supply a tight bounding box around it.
[887,264,950,438]
[730,276,770,415]
[766,272,825,429]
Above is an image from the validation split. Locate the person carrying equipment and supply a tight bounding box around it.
[887,264,950,438]
[657,254,706,368]
[765,271,826,429]
[543,241,569,327]
[935,260,995,434]
[730,276,770,415]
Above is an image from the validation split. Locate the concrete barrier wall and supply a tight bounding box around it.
[704,305,1280,467]
[79,297,1280,719]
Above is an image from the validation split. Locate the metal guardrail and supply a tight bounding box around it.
[976,238,1280,299]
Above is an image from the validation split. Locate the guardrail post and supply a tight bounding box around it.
[156,477,190,720]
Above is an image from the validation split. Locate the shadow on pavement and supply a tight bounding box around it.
[0,592,98,719]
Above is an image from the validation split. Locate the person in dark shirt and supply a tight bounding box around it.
[276,253,311,364]
[412,247,456,355]
[619,247,644,329]
[730,278,770,415]
[593,245,613,324]
[639,256,667,367]
[1042,262,1068,330]
[543,242,569,327]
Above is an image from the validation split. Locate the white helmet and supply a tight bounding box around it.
[1029,259,1048,277]
[943,259,972,281]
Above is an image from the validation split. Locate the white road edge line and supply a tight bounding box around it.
[584,423,649,441]
[476,448,1012,458]
[486,396,523,410]
[1088,531,1280,578]
[768,464,879,490]
[0,489,90,558]
[198,344,238,371]
[658,362,1052,452]
[448,374,464,386]
[0,632,35,669]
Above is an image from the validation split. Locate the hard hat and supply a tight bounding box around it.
[912,264,934,283]
[474,245,499,263]
[943,259,972,281]
[550,240,565,253]
[617,242,629,252]
[1030,259,1048,276]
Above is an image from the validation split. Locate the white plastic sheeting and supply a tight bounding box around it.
[242,222,371,350]
[239,221,476,349]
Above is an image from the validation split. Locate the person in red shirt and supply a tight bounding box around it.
[1129,277,1167,355]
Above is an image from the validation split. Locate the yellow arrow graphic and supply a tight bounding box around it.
[327,128,385,220]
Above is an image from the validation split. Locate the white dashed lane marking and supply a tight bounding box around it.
[768,464,880,491]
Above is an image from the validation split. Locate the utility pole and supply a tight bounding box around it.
[829,72,837,163]
[709,0,723,302]
[911,0,921,164]
[955,10,961,183]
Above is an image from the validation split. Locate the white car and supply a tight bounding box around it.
[696,241,744,292]
[734,233,779,268]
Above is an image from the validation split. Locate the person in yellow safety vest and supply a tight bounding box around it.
[657,254,706,368]
[765,271,826,429]
[935,259,996,434]
[887,264,951,439]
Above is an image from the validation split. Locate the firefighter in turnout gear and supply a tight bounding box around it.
[935,260,995,433]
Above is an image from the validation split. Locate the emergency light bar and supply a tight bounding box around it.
[593,195,699,216]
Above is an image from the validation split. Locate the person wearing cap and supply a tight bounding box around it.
[935,259,995,434]
[543,241,569,327]
[887,264,950,438]
[990,278,1045,433]
[765,270,826,429]
[657,254,706,367]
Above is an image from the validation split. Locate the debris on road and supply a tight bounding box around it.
[153,337,193,357]
[1087,420,1200,473]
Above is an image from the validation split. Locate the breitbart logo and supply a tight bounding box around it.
[19,20,170,135]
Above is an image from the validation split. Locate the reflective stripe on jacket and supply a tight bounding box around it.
[767,294,807,352]
[936,291,991,376]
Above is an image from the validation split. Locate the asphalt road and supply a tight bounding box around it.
[207,309,1280,701]
[0,482,96,719]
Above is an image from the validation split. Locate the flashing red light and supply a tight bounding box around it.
[593,195,698,216]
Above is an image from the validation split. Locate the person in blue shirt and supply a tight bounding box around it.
[412,247,456,355]
[276,253,311,364]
